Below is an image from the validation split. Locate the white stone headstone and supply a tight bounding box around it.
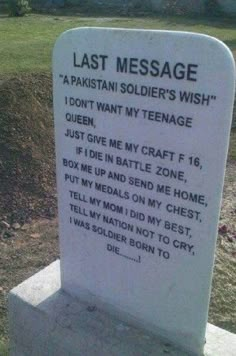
[53,28,235,355]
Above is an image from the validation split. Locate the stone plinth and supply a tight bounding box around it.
[8,261,236,356]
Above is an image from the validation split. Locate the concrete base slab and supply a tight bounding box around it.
[8,261,236,356]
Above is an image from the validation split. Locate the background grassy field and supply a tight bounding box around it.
[0,14,236,74]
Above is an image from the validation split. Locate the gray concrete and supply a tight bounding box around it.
[9,261,236,356]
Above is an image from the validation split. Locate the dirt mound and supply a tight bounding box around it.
[0,74,57,224]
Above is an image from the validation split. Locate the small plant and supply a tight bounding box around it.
[8,0,31,17]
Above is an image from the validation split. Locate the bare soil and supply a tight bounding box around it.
[208,161,236,332]
[0,74,57,224]
[0,74,235,349]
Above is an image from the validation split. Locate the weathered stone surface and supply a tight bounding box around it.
[53,28,235,355]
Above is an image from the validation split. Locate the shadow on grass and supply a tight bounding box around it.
[32,5,236,26]
[162,14,236,30]
[0,14,9,19]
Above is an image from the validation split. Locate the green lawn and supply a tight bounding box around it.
[0,339,8,356]
[0,13,235,74]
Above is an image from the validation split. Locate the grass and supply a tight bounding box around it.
[0,339,8,356]
[0,13,235,74]
[229,129,236,161]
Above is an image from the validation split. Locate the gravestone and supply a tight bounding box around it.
[53,28,235,355]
